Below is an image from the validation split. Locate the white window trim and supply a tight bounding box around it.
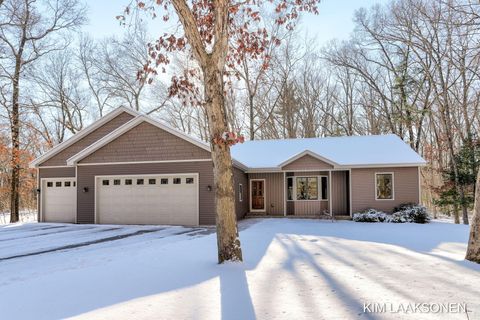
[249,179,266,212]
[375,172,395,201]
[287,175,328,202]
[239,183,243,202]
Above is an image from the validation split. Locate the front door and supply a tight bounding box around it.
[251,180,265,211]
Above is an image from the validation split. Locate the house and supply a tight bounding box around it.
[30,107,426,226]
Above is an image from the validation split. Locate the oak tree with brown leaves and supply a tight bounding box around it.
[122,0,320,263]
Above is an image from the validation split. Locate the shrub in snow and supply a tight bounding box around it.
[387,212,409,223]
[353,205,430,224]
[353,209,388,222]
[393,204,430,224]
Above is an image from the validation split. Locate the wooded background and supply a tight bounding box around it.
[1,0,479,224]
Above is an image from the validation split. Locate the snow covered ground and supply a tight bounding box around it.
[0,210,37,225]
[0,219,478,320]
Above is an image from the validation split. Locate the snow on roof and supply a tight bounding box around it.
[230,134,426,169]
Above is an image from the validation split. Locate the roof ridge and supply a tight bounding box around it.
[239,133,398,144]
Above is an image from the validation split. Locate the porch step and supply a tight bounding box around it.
[245,213,352,220]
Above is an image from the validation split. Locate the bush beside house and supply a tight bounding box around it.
[353,204,430,224]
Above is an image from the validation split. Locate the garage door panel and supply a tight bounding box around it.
[42,179,76,223]
[96,175,199,226]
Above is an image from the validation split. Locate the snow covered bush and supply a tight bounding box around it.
[353,209,388,222]
[353,205,430,223]
[393,204,430,224]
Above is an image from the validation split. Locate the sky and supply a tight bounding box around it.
[82,0,387,46]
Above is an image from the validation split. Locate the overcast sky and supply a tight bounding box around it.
[82,0,387,45]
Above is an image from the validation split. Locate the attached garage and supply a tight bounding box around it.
[95,173,199,226]
[41,178,77,223]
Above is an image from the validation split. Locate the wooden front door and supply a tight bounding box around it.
[251,180,265,211]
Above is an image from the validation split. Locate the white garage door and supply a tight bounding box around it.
[96,174,199,226]
[41,178,77,223]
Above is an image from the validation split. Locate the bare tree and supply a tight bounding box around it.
[0,0,86,222]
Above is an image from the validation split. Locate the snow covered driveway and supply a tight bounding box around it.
[0,219,478,320]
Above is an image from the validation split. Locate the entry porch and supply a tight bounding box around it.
[247,170,351,218]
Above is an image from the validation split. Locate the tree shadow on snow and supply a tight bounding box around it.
[1,218,477,320]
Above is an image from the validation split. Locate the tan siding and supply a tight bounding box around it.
[288,201,328,216]
[351,167,419,213]
[248,172,284,215]
[37,167,76,220]
[286,172,329,216]
[331,171,349,216]
[81,122,210,163]
[233,168,249,220]
[77,162,215,225]
[40,112,134,167]
[282,154,334,171]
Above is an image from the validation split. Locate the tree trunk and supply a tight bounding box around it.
[9,62,21,223]
[204,64,243,263]
[466,170,480,263]
[249,94,254,140]
[453,204,460,224]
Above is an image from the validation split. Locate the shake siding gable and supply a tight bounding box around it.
[282,154,334,171]
[80,122,211,163]
[40,112,135,167]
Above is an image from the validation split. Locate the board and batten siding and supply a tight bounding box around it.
[247,172,284,215]
[287,201,328,216]
[80,121,210,164]
[76,162,215,225]
[282,154,334,171]
[331,170,349,216]
[285,171,329,216]
[40,112,134,167]
[351,167,419,213]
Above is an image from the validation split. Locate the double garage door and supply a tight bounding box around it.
[96,174,199,226]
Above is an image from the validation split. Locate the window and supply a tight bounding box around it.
[102,180,109,186]
[186,178,194,184]
[64,181,71,187]
[56,181,62,187]
[173,178,181,184]
[125,179,132,185]
[73,181,76,187]
[137,179,144,185]
[287,177,293,200]
[114,179,121,185]
[47,182,53,187]
[149,179,156,185]
[376,173,394,200]
[321,176,328,200]
[239,184,243,202]
[296,177,318,200]
[161,178,168,185]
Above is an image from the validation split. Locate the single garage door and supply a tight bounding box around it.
[41,178,77,223]
[96,174,199,226]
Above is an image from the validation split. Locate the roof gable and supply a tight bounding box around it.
[67,115,211,165]
[79,121,211,164]
[281,152,336,170]
[31,107,139,167]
